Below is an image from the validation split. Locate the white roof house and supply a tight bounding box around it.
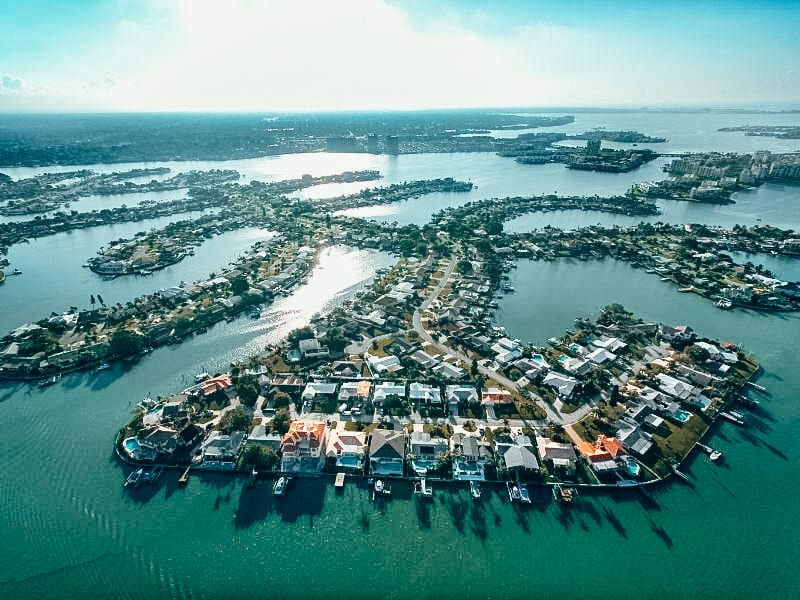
[543,372,578,398]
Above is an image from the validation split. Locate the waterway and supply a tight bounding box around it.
[1,112,800,599]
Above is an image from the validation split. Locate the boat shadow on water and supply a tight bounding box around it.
[233,476,326,529]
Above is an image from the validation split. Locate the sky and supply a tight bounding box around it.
[0,0,798,112]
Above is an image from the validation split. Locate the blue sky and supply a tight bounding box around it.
[0,0,798,112]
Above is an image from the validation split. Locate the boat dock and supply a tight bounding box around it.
[720,411,746,426]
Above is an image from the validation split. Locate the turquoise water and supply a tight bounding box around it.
[1,112,800,599]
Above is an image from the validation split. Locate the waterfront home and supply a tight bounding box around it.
[137,425,179,457]
[535,437,578,473]
[655,373,695,401]
[502,445,539,475]
[514,355,550,377]
[616,422,654,456]
[245,425,283,451]
[481,387,513,405]
[325,430,367,471]
[451,433,492,480]
[409,431,449,476]
[301,381,339,403]
[586,347,617,364]
[373,381,407,406]
[298,338,330,360]
[280,421,328,473]
[409,382,442,408]
[491,337,523,365]
[201,430,246,470]
[196,374,233,397]
[591,336,627,353]
[369,429,406,476]
[542,372,578,399]
[578,437,622,475]
[674,363,717,387]
[660,324,695,346]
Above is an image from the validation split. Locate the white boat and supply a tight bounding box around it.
[518,483,532,504]
[373,479,391,497]
[194,372,210,383]
[506,481,521,502]
[124,468,144,488]
[95,362,111,372]
[273,476,288,497]
[414,478,433,499]
[716,298,733,310]
[469,481,482,500]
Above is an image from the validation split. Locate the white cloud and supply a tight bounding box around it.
[3,0,797,111]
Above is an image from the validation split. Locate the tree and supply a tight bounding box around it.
[218,406,251,433]
[237,379,260,408]
[270,410,291,435]
[240,445,279,471]
[109,329,146,357]
[230,275,249,296]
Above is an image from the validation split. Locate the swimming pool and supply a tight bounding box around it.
[672,409,692,423]
[123,437,142,459]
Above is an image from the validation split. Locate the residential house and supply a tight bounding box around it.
[298,338,330,359]
[409,431,449,476]
[201,430,246,470]
[432,361,466,381]
[372,381,406,406]
[535,437,578,472]
[655,373,695,401]
[137,425,179,457]
[543,372,578,399]
[337,380,372,409]
[409,382,442,408]
[245,425,283,451]
[369,429,406,476]
[451,433,492,480]
[367,353,403,375]
[578,436,622,474]
[301,381,339,403]
[481,387,513,405]
[280,421,328,473]
[325,430,367,471]
[617,423,654,456]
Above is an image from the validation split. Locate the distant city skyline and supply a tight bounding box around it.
[1,0,798,112]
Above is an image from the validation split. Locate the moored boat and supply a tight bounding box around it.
[273,476,288,498]
[518,483,532,504]
[469,480,482,500]
[414,478,433,499]
[506,481,522,502]
[553,483,576,503]
[124,468,144,488]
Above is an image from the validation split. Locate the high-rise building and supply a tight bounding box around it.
[366,134,379,154]
[386,135,399,155]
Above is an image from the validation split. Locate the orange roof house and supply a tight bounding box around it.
[599,436,625,458]
[199,374,233,397]
[481,388,513,404]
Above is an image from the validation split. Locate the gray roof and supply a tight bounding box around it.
[503,446,539,470]
[369,429,406,460]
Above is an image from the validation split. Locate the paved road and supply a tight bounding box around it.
[410,253,597,428]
